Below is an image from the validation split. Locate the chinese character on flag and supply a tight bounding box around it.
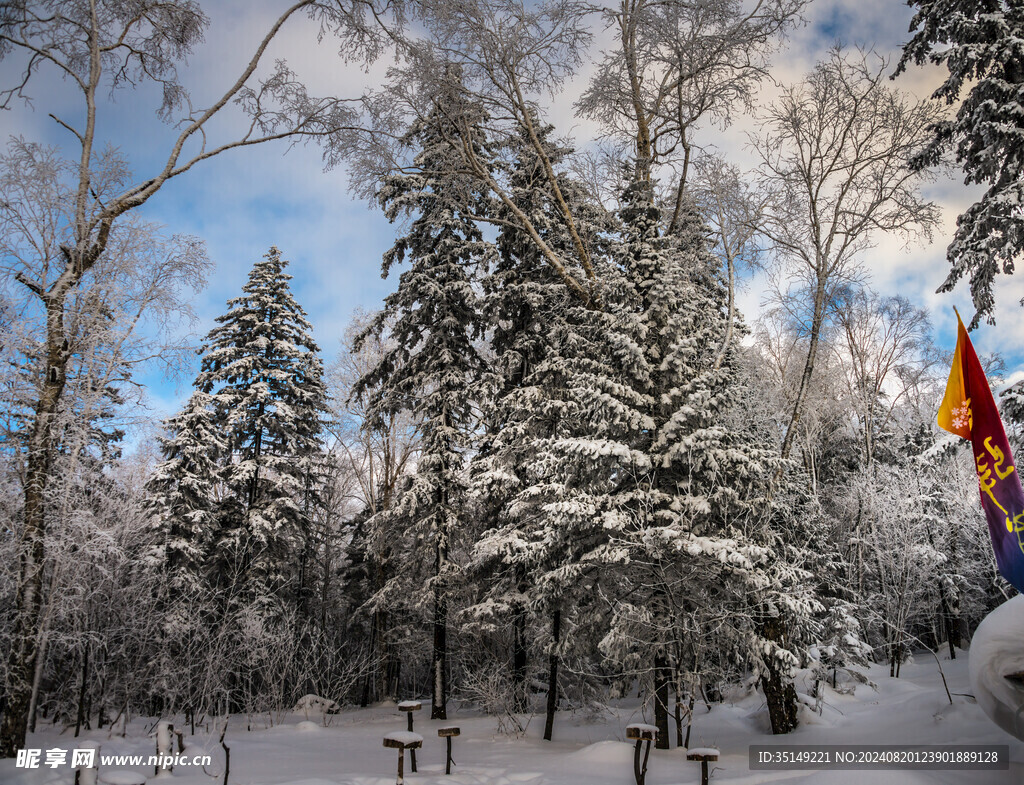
[937,311,1024,593]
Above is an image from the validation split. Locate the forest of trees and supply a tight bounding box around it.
[1,0,1023,760]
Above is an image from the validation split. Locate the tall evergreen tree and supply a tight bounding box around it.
[354,80,492,720]
[593,176,815,740]
[144,390,226,712]
[898,0,1024,326]
[468,119,613,736]
[146,390,225,605]
[151,246,328,617]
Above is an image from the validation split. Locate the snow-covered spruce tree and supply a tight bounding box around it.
[144,391,227,712]
[466,118,613,735]
[146,392,225,602]
[595,177,815,739]
[354,84,492,720]
[898,0,1024,326]
[193,246,328,618]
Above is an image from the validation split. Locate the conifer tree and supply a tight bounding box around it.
[194,246,328,613]
[468,119,613,735]
[898,0,1024,325]
[144,390,226,713]
[146,391,226,604]
[355,80,492,720]
[596,176,814,740]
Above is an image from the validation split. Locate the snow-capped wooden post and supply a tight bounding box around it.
[74,741,100,785]
[686,747,719,785]
[155,720,174,777]
[438,726,460,774]
[398,700,422,772]
[626,723,657,785]
[383,731,423,785]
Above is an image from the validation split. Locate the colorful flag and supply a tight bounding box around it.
[937,312,1024,593]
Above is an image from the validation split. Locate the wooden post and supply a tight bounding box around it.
[686,748,720,785]
[384,733,422,785]
[155,721,173,777]
[398,701,422,773]
[74,741,100,785]
[626,724,657,785]
[438,726,460,775]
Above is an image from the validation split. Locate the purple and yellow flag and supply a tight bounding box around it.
[937,312,1024,593]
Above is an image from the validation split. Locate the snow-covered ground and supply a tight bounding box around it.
[3,650,1021,785]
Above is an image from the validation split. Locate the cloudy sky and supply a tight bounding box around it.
[4,0,1023,423]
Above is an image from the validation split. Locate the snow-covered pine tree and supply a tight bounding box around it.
[467,118,613,734]
[146,391,225,605]
[354,79,492,720]
[144,390,226,713]
[194,246,328,615]
[898,0,1024,326]
[595,176,815,740]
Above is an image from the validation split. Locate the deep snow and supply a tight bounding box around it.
[2,649,1021,785]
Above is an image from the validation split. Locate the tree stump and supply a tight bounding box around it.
[626,723,658,785]
[438,726,460,775]
[398,701,422,772]
[686,748,719,785]
[383,732,423,785]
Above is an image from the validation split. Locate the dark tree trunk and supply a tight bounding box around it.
[683,691,696,749]
[513,609,528,711]
[653,654,671,749]
[75,645,89,737]
[673,680,684,748]
[431,500,449,720]
[543,608,561,741]
[373,561,399,703]
[761,666,799,734]
[761,617,799,735]
[512,566,528,713]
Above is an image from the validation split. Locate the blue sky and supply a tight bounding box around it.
[3,0,1023,428]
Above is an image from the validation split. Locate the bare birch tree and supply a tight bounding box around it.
[830,289,936,467]
[691,154,766,369]
[753,47,942,465]
[577,0,804,222]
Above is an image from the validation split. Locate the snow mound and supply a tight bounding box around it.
[295,720,321,732]
[566,740,634,765]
